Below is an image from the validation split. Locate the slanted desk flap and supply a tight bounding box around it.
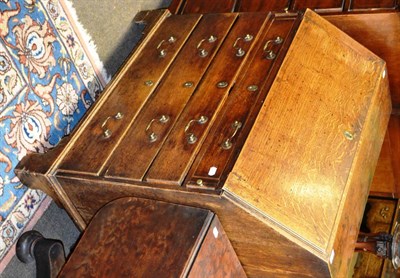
[223,9,391,274]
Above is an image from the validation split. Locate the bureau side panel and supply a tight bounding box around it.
[188,216,246,277]
[223,9,390,262]
[55,176,330,277]
[369,129,396,197]
[329,66,391,277]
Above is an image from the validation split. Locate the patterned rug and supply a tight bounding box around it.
[0,0,106,266]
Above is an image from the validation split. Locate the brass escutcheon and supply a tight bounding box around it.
[247,85,258,92]
[344,130,354,141]
[183,81,194,88]
[144,80,154,87]
[217,81,228,88]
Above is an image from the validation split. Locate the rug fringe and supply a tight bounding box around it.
[61,0,111,85]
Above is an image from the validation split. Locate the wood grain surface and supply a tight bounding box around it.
[237,0,290,12]
[188,216,247,277]
[326,13,400,107]
[15,10,393,277]
[187,15,298,189]
[145,12,270,185]
[56,176,330,277]
[169,0,399,13]
[180,0,237,13]
[224,9,391,276]
[58,14,202,176]
[104,13,237,181]
[369,119,397,197]
[349,0,397,10]
[388,116,400,195]
[291,0,344,11]
[59,197,212,277]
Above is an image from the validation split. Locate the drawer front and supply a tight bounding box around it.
[57,14,201,176]
[364,198,396,228]
[237,0,290,12]
[145,13,270,185]
[187,16,298,190]
[291,0,345,11]
[181,0,237,13]
[104,14,238,181]
[349,0,397,10]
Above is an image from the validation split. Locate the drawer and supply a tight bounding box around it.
[364,198,396,228]
[349,0,398,10]
[145,12,271,186]
[104,14,238,181]
[237,0,290,12]
[186,15,298,190]
[291,0,345,12]
[57,14,201,176]
[181,0,237,13]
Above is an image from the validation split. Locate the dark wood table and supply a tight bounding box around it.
[59,197,245,277]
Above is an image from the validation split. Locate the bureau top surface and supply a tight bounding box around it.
[224,9,390,261]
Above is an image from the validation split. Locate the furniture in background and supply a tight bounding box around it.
[353,197,398,277]
[17,197,246,278]
[15,9,390,277]
[17,197,245,277]
[16,231,65,278]
[169,0,398,13]
[58,197,245,277]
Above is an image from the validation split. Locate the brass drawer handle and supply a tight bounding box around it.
[221,121,242,150]
[233,34,253,57]
[185,115,208,144]
[380,207,390,219]
[157,36,176,58]
[197,35,217,58]
[263,36,283,60]
[145,115,170,143]
[101,112,124,139]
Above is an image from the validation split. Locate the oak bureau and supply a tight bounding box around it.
[16,9,391,277]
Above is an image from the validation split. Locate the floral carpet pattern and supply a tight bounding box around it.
[0,0,104,260]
